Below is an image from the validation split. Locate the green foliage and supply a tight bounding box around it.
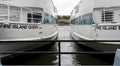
[57,15,70,19]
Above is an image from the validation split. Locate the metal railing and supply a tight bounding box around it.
[0,40,118,66]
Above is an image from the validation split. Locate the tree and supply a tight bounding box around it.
[57,15,70,20]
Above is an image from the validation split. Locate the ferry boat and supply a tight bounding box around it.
[70,0,120,51]
[0,0,58,58]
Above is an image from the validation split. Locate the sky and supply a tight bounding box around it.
[52,0,81,15]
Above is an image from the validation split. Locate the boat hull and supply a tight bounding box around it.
[70,32,120,52]
[0,32,58,58]
[0,23,58,58]
[0,0,58,59]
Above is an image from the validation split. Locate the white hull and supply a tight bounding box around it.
[0,0,58,58]
[70,0,120,52]
[0,33,57,58]
[70,32,120,52]
[0,23,58,58]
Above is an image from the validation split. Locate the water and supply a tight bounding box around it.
[58,26,78,66]
[58,26,114,66]
[2,26,114,66]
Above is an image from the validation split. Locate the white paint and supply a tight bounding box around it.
[0,0,58,58]
[70,0,120,51]
[94,0,120,8]
[0,0,55,15]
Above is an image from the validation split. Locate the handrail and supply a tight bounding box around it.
[0,40,120,42]
[0,40,117,66]
[0,51,115,54]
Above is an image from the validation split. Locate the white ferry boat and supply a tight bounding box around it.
[0,0,58,58]
[70,0,120,51]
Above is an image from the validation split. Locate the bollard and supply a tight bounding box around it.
[113,49,120,66]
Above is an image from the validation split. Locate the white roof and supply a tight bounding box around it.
[94,0,120,8]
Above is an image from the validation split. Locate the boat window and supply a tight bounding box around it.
[70,19,74,24]
[0,5,8,21]
[71,19,75,25]
[51,15,55,24]
[80,13,94,25]
[73,19,76,24]
[9,6,21,22]
[81,16,84,25]
[89,13,94,24]
[79,16,81,24]
[102,11,113,22]
[43,13,50,24]
[54,17,57,24]
[77,17,79,24]
[28,13,42,23]
[75,17,79,25]
[84,15,90,24]
[74,18,76,24]
[0,4,43,23]
[49,15,53,24]
[21,8,31,22]
[55,18,58,24]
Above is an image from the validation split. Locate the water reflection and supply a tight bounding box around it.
[72,42,114,65]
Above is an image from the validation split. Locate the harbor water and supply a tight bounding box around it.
[2,26,114,66]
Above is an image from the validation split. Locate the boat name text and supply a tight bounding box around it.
[0,24,42,29]
[96,25,120,30]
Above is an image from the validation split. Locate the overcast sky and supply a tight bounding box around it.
[52,0,81,15]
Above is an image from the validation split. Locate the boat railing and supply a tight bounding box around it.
[0,40,118,66]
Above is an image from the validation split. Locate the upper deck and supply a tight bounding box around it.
[94,0,120,8]
[0,0,56,15]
